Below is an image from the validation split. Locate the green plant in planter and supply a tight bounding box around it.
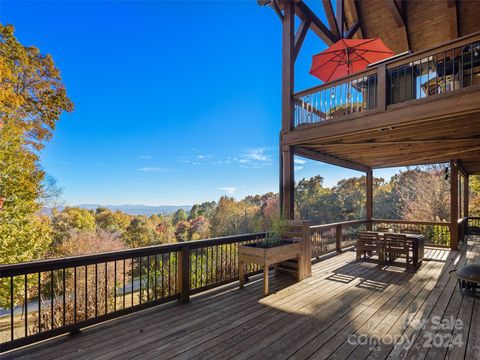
[258,216,289,248]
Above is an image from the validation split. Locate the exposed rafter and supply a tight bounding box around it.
[294,18,311,61]
[295,1,338,45]
[322,0,340,39]
[385,0,410,51]
[345,20,360,39]
[336,0,345,38]
[294,146,369,172]
[345,0,363,38]
[447,0,458,39]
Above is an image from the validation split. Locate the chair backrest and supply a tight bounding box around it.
[376,227,390,233]
[384,233,407,249]
[359,231,379,244]
[401,228,421,235]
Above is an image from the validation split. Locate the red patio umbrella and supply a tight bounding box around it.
[310,38,394,83]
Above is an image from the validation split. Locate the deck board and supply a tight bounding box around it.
[4,237,479,360]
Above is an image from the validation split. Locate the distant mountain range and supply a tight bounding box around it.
[44,204,192,216]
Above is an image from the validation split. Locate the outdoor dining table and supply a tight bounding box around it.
[374,232,425,267]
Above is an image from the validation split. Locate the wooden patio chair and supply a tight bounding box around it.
[384,233,413,268]
[400,228,421,235]
[356,231,383,262]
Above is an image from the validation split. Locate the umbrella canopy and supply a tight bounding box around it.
[310,38,394,83]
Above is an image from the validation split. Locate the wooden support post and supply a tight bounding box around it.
[282,0,295,132]
[282,146,295,219]
[280,0,295,220]
[336,224,342,252]
[177,245,190,303]
[302,220,312,277]
[366,169,373,231]
[263,265,269,297]
[239,260,245,288]
[464,175,469,218]
[450,160,459,250]
[377,65,387,111]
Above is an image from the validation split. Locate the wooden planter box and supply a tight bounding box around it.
[238,240,304,296]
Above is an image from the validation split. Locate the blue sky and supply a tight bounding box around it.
[1,1,397,206]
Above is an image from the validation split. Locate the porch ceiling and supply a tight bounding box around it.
[295,114,480,174]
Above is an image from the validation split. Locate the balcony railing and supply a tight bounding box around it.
[371,219,451,247]
[293,32,480,128]
[309,219,369,260]
[0,233,265,352]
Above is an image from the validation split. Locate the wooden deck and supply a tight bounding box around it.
[4,237,480,360]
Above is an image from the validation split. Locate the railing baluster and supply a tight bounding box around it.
[154,255,157,300]
[139,257,142,304]
[24,274,28,337]
[104,262,107,314]
[131,258,134,307]
[95,264,98,317]
[452,48,455,92]
[85,266,88,320]
[146,256,150,302]
[10,276,14,341]
[51,270,54,329]
[123,260,126,309]
[62,268,66,327]
[73,268,76,323]
[114,261,117,311]
[161,253,165,298]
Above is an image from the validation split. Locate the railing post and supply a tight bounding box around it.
[377,64,387,110]
[177,244,190,304]
[450,160,459,250]
[302,221,312,278]
[336,224,342,253]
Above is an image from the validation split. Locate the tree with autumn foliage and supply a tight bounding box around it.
[0,24,73,306]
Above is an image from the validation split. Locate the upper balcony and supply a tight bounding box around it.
[283,32,480,175]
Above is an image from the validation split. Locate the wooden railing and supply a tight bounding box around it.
[309,219,369,261]
[293,32,480,127]
[468,216,480,235]
[0,215,466,351]
[371,219,450,247]
[0,232,265,352]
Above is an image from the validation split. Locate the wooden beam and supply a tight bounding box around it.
[366,169,373,230]
[295,1,338,45]
[282,146,295,219]
[380,146,480,168]
[282,0,295,131]
[322,0,340,38]
[464,175,469,217]
[386,0,405,28]
[385,0,410,50]
[450,160,459,250]
[345,20,360,39]
[345,0,363,38]
[294,146,369,172]
[447,0,458,40]
[336,0,345,38]
[294,18,311,62]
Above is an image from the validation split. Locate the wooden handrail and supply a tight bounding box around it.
[310,219,369,230]
[372,219,449,227]
[293,68,378,98]
[0,232,266,276]
[385,31,480,69]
